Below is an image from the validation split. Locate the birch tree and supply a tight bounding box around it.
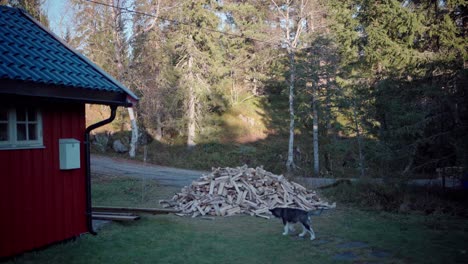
[126,0,176,155]
[72,0,139,157]
[108,0,139,158]
[271,0,311,172]
[303,1,329,177]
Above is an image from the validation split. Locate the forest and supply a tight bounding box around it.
[4,0,468,179]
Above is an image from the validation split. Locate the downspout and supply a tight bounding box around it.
[84,105,117,235]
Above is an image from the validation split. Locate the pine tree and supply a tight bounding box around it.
[130,0,176,142]
[1,0,49,26]
[222,0,273,100]
[165,0,225,148]
[327,0,468,176]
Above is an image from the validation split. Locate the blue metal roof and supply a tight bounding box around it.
[0,6,138,103]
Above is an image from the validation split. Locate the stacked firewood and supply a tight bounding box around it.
[159,165,335,219]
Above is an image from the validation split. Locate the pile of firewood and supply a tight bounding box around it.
[159,165,335,219]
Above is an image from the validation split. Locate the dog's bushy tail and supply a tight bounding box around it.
[307,208,324,216]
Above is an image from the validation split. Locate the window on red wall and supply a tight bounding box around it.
[0,107,43,149]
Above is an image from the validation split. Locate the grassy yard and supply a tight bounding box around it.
[4,176,468,264]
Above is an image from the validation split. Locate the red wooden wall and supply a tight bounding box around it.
[0,102,87,258]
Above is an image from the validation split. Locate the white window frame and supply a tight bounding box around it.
[0,107,44,150]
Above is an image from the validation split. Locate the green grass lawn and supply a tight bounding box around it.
[4,176,468,264]
[91,175,180,208]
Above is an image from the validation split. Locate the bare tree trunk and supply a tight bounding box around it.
[324,80,334,174]
[230,68,237,104]
[352,99,365,178]
[402,147,416,176]
[187,54,196,148]
[312,81,320,177]
[271,0,309,173]
[110,0,139,158]
[286,49,296,172]
[128,107,138,158]
[187,89,196,148]
[252,75,258,96]
[155,111,162,141]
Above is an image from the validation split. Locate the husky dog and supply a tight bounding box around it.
[269,207,323,240]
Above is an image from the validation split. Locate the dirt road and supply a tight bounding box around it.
[91,155,206,187]
[91,155,456,189]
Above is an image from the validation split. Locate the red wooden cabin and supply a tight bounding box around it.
[0,6,137,258]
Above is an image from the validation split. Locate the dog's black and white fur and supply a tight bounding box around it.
[269,207,321,240]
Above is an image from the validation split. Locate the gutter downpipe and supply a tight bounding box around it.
[84,105,117,235]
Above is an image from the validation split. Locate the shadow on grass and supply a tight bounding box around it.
[7,208,468,264]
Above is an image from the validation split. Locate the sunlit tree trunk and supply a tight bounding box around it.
[187,54,196,148]
[312,81,319,177]
[155,111,162,141]
[352,99,365,178]
[271,0,311,173]
[110,0,138,158]
[324,79,334,174]
[128,107,138,158]
[286,49,296,172]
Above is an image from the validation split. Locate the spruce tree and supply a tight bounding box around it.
[165,0,226,148]
[327,0,468,176]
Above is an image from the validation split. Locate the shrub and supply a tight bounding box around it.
[321,181,468,217]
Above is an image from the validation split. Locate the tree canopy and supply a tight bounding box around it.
[32,0,468,177]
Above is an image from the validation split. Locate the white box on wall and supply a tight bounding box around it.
[59,138,80,170]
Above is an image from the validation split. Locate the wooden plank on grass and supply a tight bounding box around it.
[92,206,180,215]
[92,214,140,221]
[91,211,134,216]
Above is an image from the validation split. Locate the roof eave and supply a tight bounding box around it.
[0,79,132,107]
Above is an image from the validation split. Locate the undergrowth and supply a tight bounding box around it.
[138,139,288,175]
[89,94,372,178]
[320,181,468,217]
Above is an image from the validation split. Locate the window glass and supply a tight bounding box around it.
[0,109,7,121]
[0,124,8,141]
[28,124,37,140]
[0,108,43,149]
[17,124,26,140]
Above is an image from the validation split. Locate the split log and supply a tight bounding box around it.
[217,181,225,195]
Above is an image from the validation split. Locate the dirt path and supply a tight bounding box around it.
[91,155,206,187]
[92,154,453,190]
